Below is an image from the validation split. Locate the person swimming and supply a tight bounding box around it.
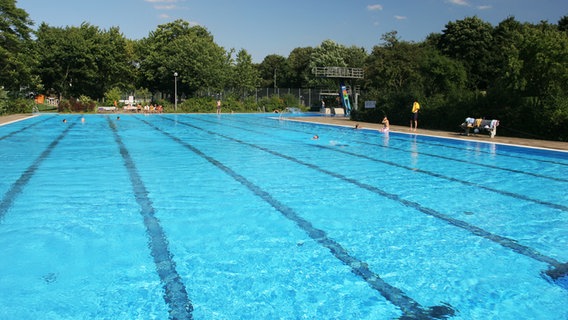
[380,116,390,132]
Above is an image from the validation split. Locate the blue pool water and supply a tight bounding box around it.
[0,113,567,320]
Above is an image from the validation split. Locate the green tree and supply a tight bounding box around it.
[504,22,568,138]
[309,39,348,68]
[308,40,352,88]
[558,15,568,32]
[257,54,287,88]
[419,47,467,97]
[230,49,260,96]
[34,23,133,101]
[137,20,228,99]
[104,87,122,105]
[365,39,423,95]
[90,27,136,99]
[0,0,35,92]
[35,23,90,100]
[343,45,367,69]
[438,16,494,90]
[286,46,314,88]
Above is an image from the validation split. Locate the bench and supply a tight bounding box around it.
[460,118,499,138]
[333,108,345,116]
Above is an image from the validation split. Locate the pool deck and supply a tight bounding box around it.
[288,116,568,152]
[2,113,567,151]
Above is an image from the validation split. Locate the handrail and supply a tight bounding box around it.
[312,67,364,79]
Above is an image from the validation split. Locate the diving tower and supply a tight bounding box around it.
[312,67,364,116]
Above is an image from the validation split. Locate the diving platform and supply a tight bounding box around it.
[312,67,364,79]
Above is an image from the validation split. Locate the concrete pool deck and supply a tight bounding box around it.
[2,113,567,151]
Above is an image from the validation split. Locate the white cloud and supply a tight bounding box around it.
[158,13,170,19]
[155,5,176,10]
[146,0,178,3]
[367,4,383,11]
[477,5,492,10]
[394,15,407,20]
[447,0,469,6]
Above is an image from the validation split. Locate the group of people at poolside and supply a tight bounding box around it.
[122,103,164,113]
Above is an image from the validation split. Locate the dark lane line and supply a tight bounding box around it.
[0,122,77,221]
[358,138,568,183]
[166,115,568,280]
[106,118,193,320]
[312,144,568,212]
[140,116,455,320]
[195,116,568,212]
[232,116,568,181]
[276,116,568,167]
[0,115,57,141]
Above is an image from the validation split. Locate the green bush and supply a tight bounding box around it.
[58,97,96,113]
[4,98,34,114]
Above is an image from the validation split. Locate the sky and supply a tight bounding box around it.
[17,0,568,63]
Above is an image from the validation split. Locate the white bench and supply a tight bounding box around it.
[334,108,345,116]
[97,106,116,113]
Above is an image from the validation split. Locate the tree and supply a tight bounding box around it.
[35,23,91,99]
[309,39,348,68]
[90,27,136,99]
[257,54,287,88]
[0,0,35,92]
[230,49,260,96]
[365,39,423,95]
[438,16,494,90]
[558,15,568,32]
[136,20,228,98]
[419,47,467,97]
[286,47,314,88]
[343,45,367,69]
[308,40,350,87]
[34,23,133,100]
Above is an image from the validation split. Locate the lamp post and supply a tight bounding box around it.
[174,72,178,111]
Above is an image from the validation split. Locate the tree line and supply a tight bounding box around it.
[1,0,567,140]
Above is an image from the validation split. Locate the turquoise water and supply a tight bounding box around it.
[0,113,567,320]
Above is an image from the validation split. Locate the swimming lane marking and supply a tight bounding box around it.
[0,122,76,221]
[195,116,568,211]
[0,115,57,141]
[144,117,456,320]
[228,116,568,183]
[165,115,568,281]
[107,117,193,320]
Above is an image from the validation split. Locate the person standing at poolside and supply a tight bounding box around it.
[216,99,221,114]
[410,99,420,131]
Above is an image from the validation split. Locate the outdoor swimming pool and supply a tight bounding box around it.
[0,113,566,320]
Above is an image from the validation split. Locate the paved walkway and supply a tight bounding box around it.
[288,116,568,152]
[2,113,567,151]
[0,114,39,126]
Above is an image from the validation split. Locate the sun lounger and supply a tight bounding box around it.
[97,106,116,113]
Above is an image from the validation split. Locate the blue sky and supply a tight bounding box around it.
[17,0,568,62]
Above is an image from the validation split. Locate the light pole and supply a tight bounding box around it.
[174,72,178,111]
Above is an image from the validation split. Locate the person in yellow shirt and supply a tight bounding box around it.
[410,100,420,131]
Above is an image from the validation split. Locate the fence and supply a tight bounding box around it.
[197,87,363,110]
